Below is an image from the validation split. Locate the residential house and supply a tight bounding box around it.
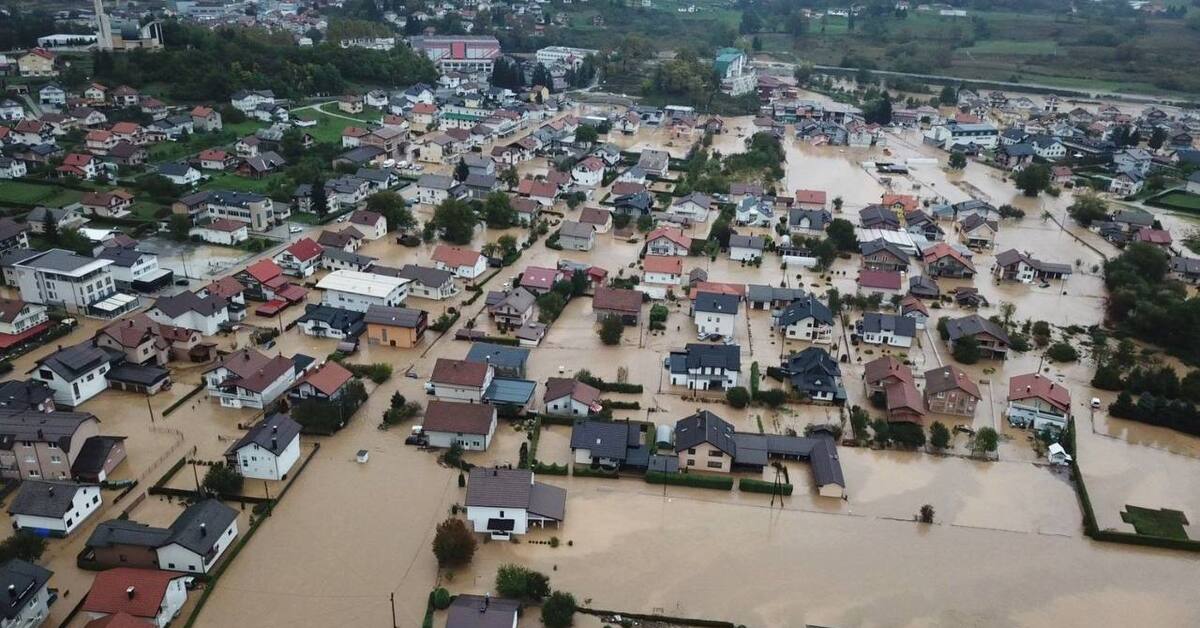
[96,246,173,292]
[294,304,365,341]
[668,192,712,223]
[364,304,427,348]
[789,208,832,235]
[945,314,1010,359]
[7,479,101,537]
[393,265,458,301]
[993,249,1073,284]
[273,238,323,278]
[859,313,916,348]
[0,219,28,256]
[775,295,833,343]
[667,343,741,391]
[446,596,521,628]
[349,210,387,240]
[922,242,975,278]
[84,499,237,575]
[0,559,52,627]
[899,295,929,329]
[780,347,844,402]
[857,270,903,298]
[188,218,249,246]
[423,400,497,451]
[429,358,494,403]
[860,240,909,272]
[642,255,683,287]
[158,163,200,187]
[203,349,299,409]
[81,568,189,628]
[463,467,565,538]
[728,234,765,262]
[636,149,670,177]
[645,227,691,256]
[924,365,981,417]
[592,287,642,324]
[958,214,998,248]
[8,248,129,317]
[432,245,488,279]
[32,343,112,407]
[190,106,222,132]
[557,221,596,251]
[290,361,355,402]
[692,292,739,339]
[1007,373,1071,431]
[0,298,48,349]
[544,378,602,417]
[316,270,409,312]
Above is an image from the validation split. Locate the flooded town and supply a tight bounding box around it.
[0,2,1199,628]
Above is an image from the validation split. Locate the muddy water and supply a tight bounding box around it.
[16,110,1200,626]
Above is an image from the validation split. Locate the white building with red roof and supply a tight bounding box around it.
[1007,373,1071,431]
[82,568,189,627]
[432,245,487,279]
[273,237,323,278]
[645,227,692,256]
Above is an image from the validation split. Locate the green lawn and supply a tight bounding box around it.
[149,120,266,164]
[129,201,170,221]
[0,181,84,207]
[199,172,289,195]
[1150,190,1200,212]
[316,101,381,124]
[1121,506,1191,540]
[964,39,1059,55]
[292,107,353,145]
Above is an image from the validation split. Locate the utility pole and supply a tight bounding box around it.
[390,592,397,628]
[146,396,155,424]
[191,459,201,496]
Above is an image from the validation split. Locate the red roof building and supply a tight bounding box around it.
[82,568,188,624]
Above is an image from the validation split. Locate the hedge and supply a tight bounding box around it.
[539,414,576,426]
[576,373,644,394]
[645,471,733,490]
[601,400,641,410]
[573,465,619,479]
[530,461,569,475]
[480,335,520,346]
[739,478,794,495]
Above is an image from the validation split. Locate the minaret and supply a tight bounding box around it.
[94,0,114,51]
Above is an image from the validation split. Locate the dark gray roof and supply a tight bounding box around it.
[674,410,736,456]
[693,292,739,314]
[669,343,741,374]
[395,264,453,288]
[782,347,841,395]
[71,435,126,477]
[225,413,300,457]
[35,341,110,380]
[363,304,425,328]
[861,239,908,260]
[946,314,1010,344]
[8,479,92,518]
[16,248,99,273]
[157,162,195,177]
[297,304,366,336]
[321,246,377,267]
[788,208,832,229]
[166,498,238,555]
[0,409,96,451]
[86,518,172,550]
[96,246,149,268]
[728,234,765,250]
[446,595,520,628]
[466,343,529,371]
[569,419,641,461]
[909,274,940,297]
[0,380,54,412]
[776,295,833,327]
[106,363,171,387]
[0,248,41,269]
[861,312,917,338]
[746,285,805,304]
[151,291,226,318]
[0,559,52,620]
[1171,256,1200,276]
[465,467,566,521]
[859,205,899,228]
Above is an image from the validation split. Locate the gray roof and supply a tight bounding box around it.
[861,312,917,338]
[16,248,99,273]
[674,410,736,456]
[558,221,595,239]
[446,595,520,628]
[1171,256,1200,276]
[363,304,425,328]
[35,341,110,380]
[776,295,833,327]
[96,246,149,268]
[86,518,173,550]
[861,239,909,260]
[0,559,52,620]
[321,247,377,267]
[151,291,226,318]
[465,467,566,521]
[395,264,453,288]
[487,287,536,314]
[693,292,740,314]
[0,380,54,412]
[466,343,529,371]
[8,479,93,518]
[746,284,805,304]
[417,173,454,190]
[788,208,832,229]
[728,234,765,250]
[1112,209,1154,227]
[296,304,366,336]
[669,343,741,374]
[946,314,1010,344]
[225,413,301,457]
[0,409,96,451]
[158,162,195,177]
[569,420,641,461]
[166,498,238,555]
[783,347,841,395]
[909,274,940,297]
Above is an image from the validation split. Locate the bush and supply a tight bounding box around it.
[754,388,788,407]
[645,471,733,490]
[429,311,461,332]
[202,462,244,495]
[890,422,927,448]
[930,421,950,449]
[1046,342,1079,363]
[432,588,452,610]
[919,504,935,523]
[1092,364,1124,390]
[432,518,477,568]
[598,313,624,345]
[952,337,981,364]
[342,362,393,383]
[649,304,669,323]
[495,564,551,602]
[739,478,794,495]
[542,591,577,628]
[973,426,999,454]
[0,531,46,563]
[725,386,750,408]
[575,370,643,393]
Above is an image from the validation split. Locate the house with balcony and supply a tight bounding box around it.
[203,348,300,409]
[1007,373,1071,431]
[667,343,741,391]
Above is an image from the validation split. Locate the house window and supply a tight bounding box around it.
[708,450,723,457]
[66,518,73,527]
[686,459,695,467]
[168,563,176,569]
[50,455,61,464]
[687,448,696,455]
[706,461,723,469]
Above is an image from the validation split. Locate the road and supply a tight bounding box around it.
[754,60,1182,105]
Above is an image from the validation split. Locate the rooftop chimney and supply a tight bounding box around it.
[7,584,15,598]
[199,522,207,537]
[47,486,54,497]
[271,437,278,451]
[126,586,135,599]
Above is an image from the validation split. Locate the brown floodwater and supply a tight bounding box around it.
[14,109,1200,627]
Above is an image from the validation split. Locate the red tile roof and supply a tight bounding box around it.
[285,237,323,262]
[431,358,490,387]
[686,281,745,300]
[520,266,560,291]
[299,360,353,396]
[858,270,902,290]
[646,227,692,250]
[593,286,642,314]
[864,356,912,387]
[1008,373,1071,412]
[205,276,245,299]
[794,189,827,205]
[881,194,918,212]
[432,245,482,268]
[423,400,495,435]
[244,259,283,284]
[922,242,975,272]
[82,568,183,620]
[643,255,682,275]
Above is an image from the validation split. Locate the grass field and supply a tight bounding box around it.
[1121,505,1191,539]
[1149,190,1200,212]
[149,120,265,164]
[292,106,354,145]
[199,172,288,195]
[0,181,84,207]
[963,39,1059,55]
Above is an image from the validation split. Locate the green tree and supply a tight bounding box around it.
[431,198,478,244]
[482,192,518,228]
[826,218,858,251]
[575,125,599,144]
[938,84,957,105]
[542,591,577,628]
[849,405,870,440]
[202,462,244,495]
[431,518,477,568]
[537,292,567,324]
[366,190,415,232]
[739,11,763,34]
[1014,164,1051,197]
[871,418,891,446]
[495,564,551,601]
[168,215,191,242]
[312,178,328,217]
[0,532,47,564]
[948,151,967,170]
[42,210,59,244]
[1046,342,1079,362]
[919,504,935,523]
[432,587,451,610]
[1148,127,1168,150]
[598,313,624,345]
[725,386,750,408]
[500,167,519,189]
[1067,192,1108,227]
[952,336,981,364]
[973,426,999,454]
[930,421,951,449]
[453,159,470,182]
